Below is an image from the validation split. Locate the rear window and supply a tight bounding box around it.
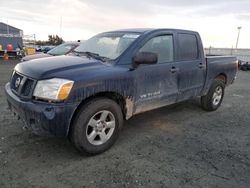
[177,34,199,61]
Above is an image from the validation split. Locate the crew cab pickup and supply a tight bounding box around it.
[5,29,238,154]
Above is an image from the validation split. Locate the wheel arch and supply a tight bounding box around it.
[67,91,133,137]
[215,73,227,84]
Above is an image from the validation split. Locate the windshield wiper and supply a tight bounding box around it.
[73,51,110,62]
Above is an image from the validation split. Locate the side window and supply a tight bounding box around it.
[178,34,199,60]
[139,35,174,63]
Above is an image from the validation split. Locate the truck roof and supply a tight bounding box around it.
[107,28,198,34]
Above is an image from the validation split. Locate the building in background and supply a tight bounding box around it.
[0,22,23,50]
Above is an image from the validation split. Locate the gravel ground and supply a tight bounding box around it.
[0,60,249,188]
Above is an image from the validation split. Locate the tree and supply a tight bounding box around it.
[36,35,64,46]
[48,35,64,45]
[36,40,46,46]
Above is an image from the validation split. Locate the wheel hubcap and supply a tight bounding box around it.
[86,110,115,146]
[212,86,223,106]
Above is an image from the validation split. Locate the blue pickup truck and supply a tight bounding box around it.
[5,29,237,154]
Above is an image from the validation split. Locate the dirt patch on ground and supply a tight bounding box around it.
[0,60,249,187]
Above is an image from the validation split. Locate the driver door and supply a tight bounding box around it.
[134,34,179,114]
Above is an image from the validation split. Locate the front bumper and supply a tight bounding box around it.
[5,83,79,137]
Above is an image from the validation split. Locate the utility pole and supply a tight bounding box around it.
[235,26,242,49]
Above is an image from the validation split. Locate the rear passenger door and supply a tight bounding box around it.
[133,34,179,113]
[175,33,206,101]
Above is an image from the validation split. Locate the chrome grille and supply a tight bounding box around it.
[21,79,34,96]
[11,72,23,92]
[10,71,36,98]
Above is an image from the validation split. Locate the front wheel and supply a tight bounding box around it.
[70,98,123,155]
[201,79,225,111]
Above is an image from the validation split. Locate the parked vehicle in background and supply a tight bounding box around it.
[21,42,80,61]
[35,46,54,53]
[238,60,250,71]
[5,28,238,155]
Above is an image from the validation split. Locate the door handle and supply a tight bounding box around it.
[198,63,204,69]
[170,67,179,73]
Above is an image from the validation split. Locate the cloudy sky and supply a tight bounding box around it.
[1,0,250,48]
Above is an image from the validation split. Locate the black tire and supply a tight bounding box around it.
[201,79,225,111]
[70,98,123,155]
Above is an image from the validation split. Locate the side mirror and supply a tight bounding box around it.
[132,52,158,69]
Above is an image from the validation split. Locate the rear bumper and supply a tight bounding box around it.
[5,83,79,137]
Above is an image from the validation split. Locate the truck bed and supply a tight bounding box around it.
[202,55,237,95]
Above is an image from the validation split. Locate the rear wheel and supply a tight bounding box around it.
[70,98,123,155]
[201,79,225,111]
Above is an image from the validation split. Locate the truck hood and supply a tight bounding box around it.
[15,56,109,80]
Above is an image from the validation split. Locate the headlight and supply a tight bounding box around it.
[33,78,74,101]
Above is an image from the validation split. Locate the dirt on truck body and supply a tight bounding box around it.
[0,60,250,187]
[5,29,237,155]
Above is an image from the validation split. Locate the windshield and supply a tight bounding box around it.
[74,32,140,60]
[48,43,77,55]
